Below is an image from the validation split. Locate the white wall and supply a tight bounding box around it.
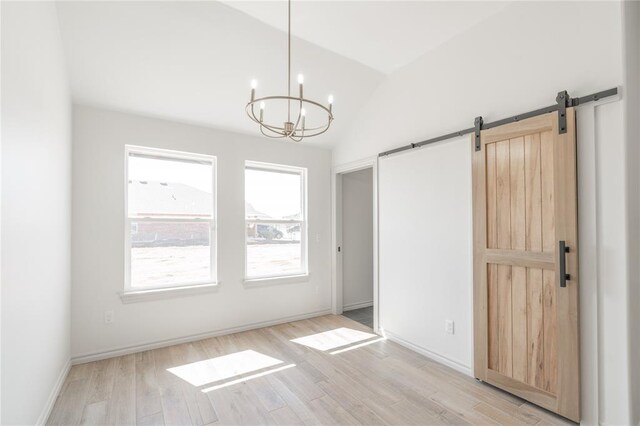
[1,2,72,424]
[622,1,640,423]
[71,106,332,359]
[378,138,472,374]
[333,1,633,424]
[341,168,373,310]
[333,1,622,164]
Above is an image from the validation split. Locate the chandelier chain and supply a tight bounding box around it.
[288,0,291,122]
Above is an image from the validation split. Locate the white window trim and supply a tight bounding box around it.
[119,282,220,304]
[244,161,308,281]
[123,145,218,296]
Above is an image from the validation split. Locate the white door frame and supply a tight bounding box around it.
[331,156,379,333]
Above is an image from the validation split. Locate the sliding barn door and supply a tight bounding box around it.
[472,109,579,421]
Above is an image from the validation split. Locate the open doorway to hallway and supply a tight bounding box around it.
[339,167,374,329]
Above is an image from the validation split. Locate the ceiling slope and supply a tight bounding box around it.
[56,0,384,146]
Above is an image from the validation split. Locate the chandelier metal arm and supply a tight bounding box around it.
[247,105,332,136]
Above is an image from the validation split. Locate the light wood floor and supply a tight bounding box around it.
[48,315,574,425]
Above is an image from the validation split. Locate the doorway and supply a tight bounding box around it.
[332,158,378,332]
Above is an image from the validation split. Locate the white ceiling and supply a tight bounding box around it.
[56,1,509,147]
[222,1,509,74]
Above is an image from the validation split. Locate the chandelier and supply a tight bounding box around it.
[245,0,334,142]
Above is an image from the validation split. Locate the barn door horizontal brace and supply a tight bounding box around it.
[378,87,618,157]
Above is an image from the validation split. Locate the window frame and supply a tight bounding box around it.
[124,145,217,293]
[244,161,308,281]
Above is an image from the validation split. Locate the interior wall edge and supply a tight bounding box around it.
[622,0,640,423]
[70,308,331,365]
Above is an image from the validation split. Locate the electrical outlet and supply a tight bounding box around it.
[445,319,455,334]
[104,310,114,324]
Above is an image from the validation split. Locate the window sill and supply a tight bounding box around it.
[243,274,310,287]
[120,282,219,303]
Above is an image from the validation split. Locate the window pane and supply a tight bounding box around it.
[246,222,302,277]
[245,168,301,220]
[131,221,211,288]
[128,155,213,218]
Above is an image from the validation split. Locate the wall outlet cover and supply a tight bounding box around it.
[445,319,455,334]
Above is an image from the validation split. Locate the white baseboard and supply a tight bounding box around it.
[37,358,71,425]
[343,300,373,311]
[383,329,472,377]
[71,308,332,364]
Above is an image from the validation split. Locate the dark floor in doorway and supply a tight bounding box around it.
[342,306,373,328]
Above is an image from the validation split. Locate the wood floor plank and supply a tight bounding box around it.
[169,343,218,426]
[269,405,304,426]
[46,315,573,426]
[86,361,116,404]
[80,400,108,426]
[135,354,162,419]
[316,380,388,425]
[474,401,539,425]
[106,355,136,426]
[360,397,421,426]
[137,411,165,426]
[48,378,91,426]
[308,395,361,425]
[159,385,194,426]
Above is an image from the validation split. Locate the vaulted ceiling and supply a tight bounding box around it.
[56,1,509,147]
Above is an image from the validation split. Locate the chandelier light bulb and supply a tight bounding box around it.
[297,74,304,84]
[251,79,258,89]
[260,101,265,110]
[328,95,334,104]
[301,108,306,116]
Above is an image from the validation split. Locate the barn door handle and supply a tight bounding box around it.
[559,240,571,287]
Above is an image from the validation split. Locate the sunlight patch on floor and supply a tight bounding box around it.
[329,337,386,355]
[201,363,296,392]
[167,349,283,387]
[290,327,378,351]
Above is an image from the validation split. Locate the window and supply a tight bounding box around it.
[245,161,307,279]
[125,146,216,291]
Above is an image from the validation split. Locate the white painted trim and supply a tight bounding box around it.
[334,157,376,175]
[243,274,310,287]
[71,308,331,364]
[383,329,472,377]
[331,171,343,315]
[37,359,71,426]
[343,300,374,311]
[576,92,623,426]
[119,282,220,303]
[332,156,379,333]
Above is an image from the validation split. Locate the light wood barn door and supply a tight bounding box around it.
[472,108,579,422]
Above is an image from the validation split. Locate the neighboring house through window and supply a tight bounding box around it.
[245,161,307,279]
[125,146,216,291]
